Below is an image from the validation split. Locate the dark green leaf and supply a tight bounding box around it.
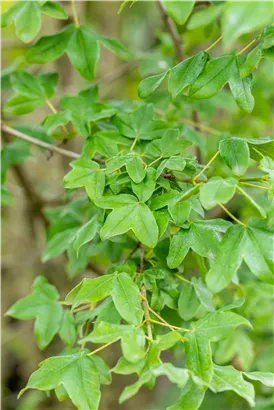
[6,276,62,349]
[112,272,144,326]
[66,25,100,80]
[210,365,255,407]
[206,224,246,293]
[168,52,208,98]
[219,138,249,176]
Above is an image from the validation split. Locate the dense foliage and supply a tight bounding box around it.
[2,1,274,410]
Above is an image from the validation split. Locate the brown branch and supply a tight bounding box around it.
[124,242,140,263]
[1,124,105,164]
[157,1,184,61]
[1,124,80,159]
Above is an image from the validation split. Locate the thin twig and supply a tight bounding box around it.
[1,124,80,159]
[141,286,153,341]
[157,1,184,61]
[124,242,140,263]
[86,338,120,356]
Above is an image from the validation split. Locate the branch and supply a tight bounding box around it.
[157,1,184,61]
[1,124,80,160]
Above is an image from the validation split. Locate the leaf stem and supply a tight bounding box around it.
[130,136,138,151]
[147,304,190,334]
[240,181,269,190]
[193,151,220,182]
[71,0,80,28]
[147,155,163,167]
[46,99,57,114]
[175,274,191,284]
[72,303,91,313]
[86,338,120,356]
[218,202,246,226]
[237,38,257,56]
[149,319,189,334]
[205,35,223,53]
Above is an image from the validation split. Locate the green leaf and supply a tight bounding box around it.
[240,44,262,78]
[244,371,274,387]
[192,311,251,342]
[168,222,219,269]
[168,200,191,226]
[3,94,45,116]
[100,36,133,60]
[189,222,220,260]
[167,229,191,268]
[95,194,137,209]
[154,209,170,238]
[27,25,74,64]
[112,272,144,326]
[131,167,156,202]
[125,155,146,183]
[168,379,206,410]
[80,322,129,344]
[150,190,180,211]
[121,327,146,362]
[100,202,159,248]
[189,55,236,99]
[206,224,246,293]
[20,351,101,410]
[163,1,195,25]
[6,276,62,349]
[41,1,68,19]
[1,2,22,28]
[200,177,237,209]
[243,226,273,283]
[59,310,77,347]
[210,365,255,407]
[229,60,254,113]
[42,228,78,262]
[185,332,213,383]
[38,72,59,99]
[152,363,189,387]
[119,370,152,403]
[14,1,41,43]
[66,25,100,80]
[112,356,145,375]
[263,26,274,49]
[73,215,101,256]
[178,281,200,321]
[222,1,274,50]
[219,138,249,176]
[65,275,114,308]
[157,331,183,350]
[138,71,168,99]
[237,186,266,218]
[192,278,215,312]
[63,158,105,200]
[215,329,254,371]
[168,52,208,98]
[246,137,274,161]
